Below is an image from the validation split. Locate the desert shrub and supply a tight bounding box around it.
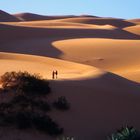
[0,110,63,135]
[15,111,32,129]
[10,95,51,112]
[53,96,70,110]
[0,71,51,96]
[108,126,140,140]
[32,113,63,135]
[0,102,14,113]
[32,100,51,112]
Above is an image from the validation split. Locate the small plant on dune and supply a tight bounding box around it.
[108,126,140,140]
[53,96,70,110]
[0,71,51,96]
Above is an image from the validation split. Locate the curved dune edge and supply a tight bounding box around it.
[53,38,140,82]
[0,10,19,22]
[0,52,105,80]
[55,17,135,28]
[2,21,117,30]
[126,19,140,25]
[124,25,140,35]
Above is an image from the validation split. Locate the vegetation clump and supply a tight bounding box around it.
[0,71,70,136]
[53,96,70,110]
[108,126,140,140]
[0,71,51,96]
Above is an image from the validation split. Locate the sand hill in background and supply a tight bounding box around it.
[0,10,19,22]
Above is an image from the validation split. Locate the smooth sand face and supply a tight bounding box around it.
[126,19,140,25]
[53,38,140,82]
[2,20,117,30]
[54,17,135,28]
[0,13,140,140]
[0,52,104,80]
[124,25,140,35]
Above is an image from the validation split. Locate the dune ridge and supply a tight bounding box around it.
[0,10,19,22]
[53,38,140,82]
[124,25,140,35]
[0,52,104,80]
[56,17,135,28]
[13,12,100,22]
[3,20,117,29]
[13,12,77,21]
[126,18,140,24]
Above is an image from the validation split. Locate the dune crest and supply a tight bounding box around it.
[57,17,135,28]
[124,25,140,35]
[53,38,140,82]
[0,52,104,80]
[0,10,19,22]
[13,12,77,21]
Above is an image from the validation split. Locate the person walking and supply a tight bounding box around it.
[55,70,58,79]
[52,71,55,79]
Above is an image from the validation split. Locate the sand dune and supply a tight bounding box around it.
[0,22,139,44]
[50,75,140,140]
[57,17,135,28]
[0,53,140,140]
[13,13,77,21]
[13,12,100,22]
[0,10,19,22]
[124,25,140,35]
[53,38,140,82]
[126,19,140,24]
[0,10,140,140]
[4,20,117,29]
[0,52,103,80]
[0,22,140,82]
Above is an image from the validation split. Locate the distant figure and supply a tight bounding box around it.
[52,70,58,79]
[55,70,58,79]
[52,71,55,79]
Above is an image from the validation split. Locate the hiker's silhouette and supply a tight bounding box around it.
[52,70,58,79]
[52,71,55,79]
[55,70,58,79]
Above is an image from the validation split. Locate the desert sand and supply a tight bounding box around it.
[124,25,140,35]
[0,10,140,140]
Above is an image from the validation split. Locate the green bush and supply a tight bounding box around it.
[0,71,51,96]
[108,126,140,140]
[53,96,70,110]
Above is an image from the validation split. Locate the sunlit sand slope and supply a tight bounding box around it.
[4,20,117,29]
[57,17,135,28]
[0,52,103,80]
[53,38,140,82]
[124,25,140,35]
